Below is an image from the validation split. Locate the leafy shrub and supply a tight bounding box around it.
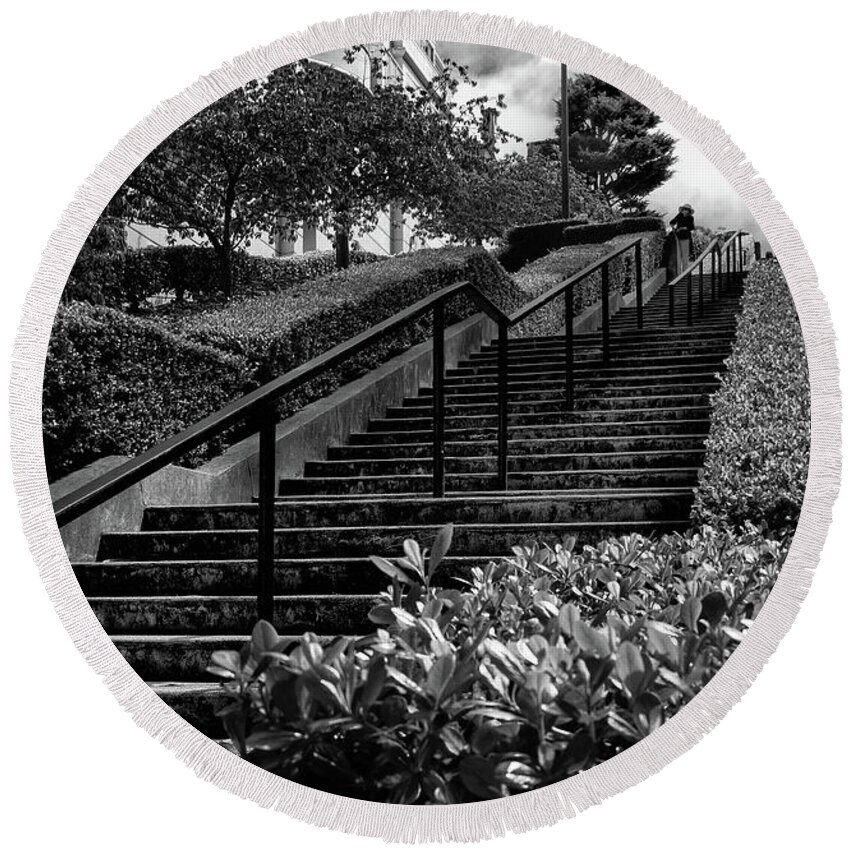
[176,247,526,420]
[692,260,810,534]
[65,245,382,309]
[510,229,665,337]
[499,216,664,271]
[43,303,251,480]
[210,523,784,803]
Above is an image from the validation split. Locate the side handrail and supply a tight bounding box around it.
[53,279,501,527]
[666,229,747,325]
[52,235,647,620]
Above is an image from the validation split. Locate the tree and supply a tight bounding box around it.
[553,74,677,214]
[280,50,516,267]
[415,153,614,246]
[115,52,513,293]
[120,76,306,298]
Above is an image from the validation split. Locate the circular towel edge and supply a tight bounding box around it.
[7,9,841,843]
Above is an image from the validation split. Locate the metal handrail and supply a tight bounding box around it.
[666,229,747,326]
[53,235,648,619]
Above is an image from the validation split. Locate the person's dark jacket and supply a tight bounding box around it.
[670,211,696,262]
[670,211,695,237]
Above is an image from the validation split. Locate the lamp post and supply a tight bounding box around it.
[560,63,570,220]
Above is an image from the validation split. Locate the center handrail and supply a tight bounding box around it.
[666,229,748,325]
[52,233,649,619]
[53,279,501,527]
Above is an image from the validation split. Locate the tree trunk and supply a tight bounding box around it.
[218,248,233,300]
[220,180,236,298]
[335,225,351,270]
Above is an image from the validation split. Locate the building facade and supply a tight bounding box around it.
[127,41,448,259]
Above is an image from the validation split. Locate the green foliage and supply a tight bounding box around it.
[42,303,251,481]
[117,52,516,286]
[693,260,810,534]
[65,246,381,309]
[499,215,664,271]
[211,523,784,802]
[415,156,614,246]
[510,230,665,337]
[175,248,524,419]
[554,74,677,214]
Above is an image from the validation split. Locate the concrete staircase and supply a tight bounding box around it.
[72,283,742,735]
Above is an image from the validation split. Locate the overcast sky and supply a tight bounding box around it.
[435,42,765,244]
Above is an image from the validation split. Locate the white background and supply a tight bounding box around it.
[1,2,847,847]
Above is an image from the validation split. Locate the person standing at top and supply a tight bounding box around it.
[669,203,695,276]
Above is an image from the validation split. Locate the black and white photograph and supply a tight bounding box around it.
[45,37,810,805]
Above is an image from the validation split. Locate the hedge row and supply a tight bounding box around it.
[43,304,252,481]
[175,247,526,420]
[210,522,784,802]
[510,229,665,338]
[498,215,665,271]
[45,248,524,478]
[692,260,810,534]
[64,245,381,309]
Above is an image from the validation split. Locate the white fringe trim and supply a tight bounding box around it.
[8,9,840,843]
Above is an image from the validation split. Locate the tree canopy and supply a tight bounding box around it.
[112,51,511,294]
[415,153,614,246]
[554,74,677,215]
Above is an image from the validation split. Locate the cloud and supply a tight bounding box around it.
[435,42,538,76]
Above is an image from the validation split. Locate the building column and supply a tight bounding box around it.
[274,215,296,256]
[302,225,318,253]
[389,204,405,255]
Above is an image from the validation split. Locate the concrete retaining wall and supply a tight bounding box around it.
[54,312,497,561]
[53,268,666,561]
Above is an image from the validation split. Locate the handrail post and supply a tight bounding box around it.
[738,234,744,277]
[635,240,644,330]
[432,301,446,498]
[668,280,675,327]
[725,245,731,293]
[711,245,717,301]
[698,260,704,317]
[686,271,693,326]
[257,407,277,623]
[601,263,611,364]
[496,318,509,490]
[564,286,574,411]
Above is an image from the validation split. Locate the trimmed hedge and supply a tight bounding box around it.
[499,216,665,271]
[64,245,382,309]
[211,522,784,802]
[43,303,252,481]
[176,247,526,420]
[510,229,665,338]
[692,260,810,534]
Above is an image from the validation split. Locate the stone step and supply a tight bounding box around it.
[303,449,705,478]
[74,555,482,596]
[98,519,692,562]
[385,393,712,418]
[142,490,694,531]
[282,467,701,496]
[407,383,720,406]
[467,344,733,364]
[328,433,707,460]
[116,635,345,682]
[503,325,739,349]
[426,376,720,399]
[442,362,727,386]
[354,418,710,444]
[152,683,229,738]
[367,404,712,431]
[438,368,718,388]
[89,594,374,635]
[449,351,728,376]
